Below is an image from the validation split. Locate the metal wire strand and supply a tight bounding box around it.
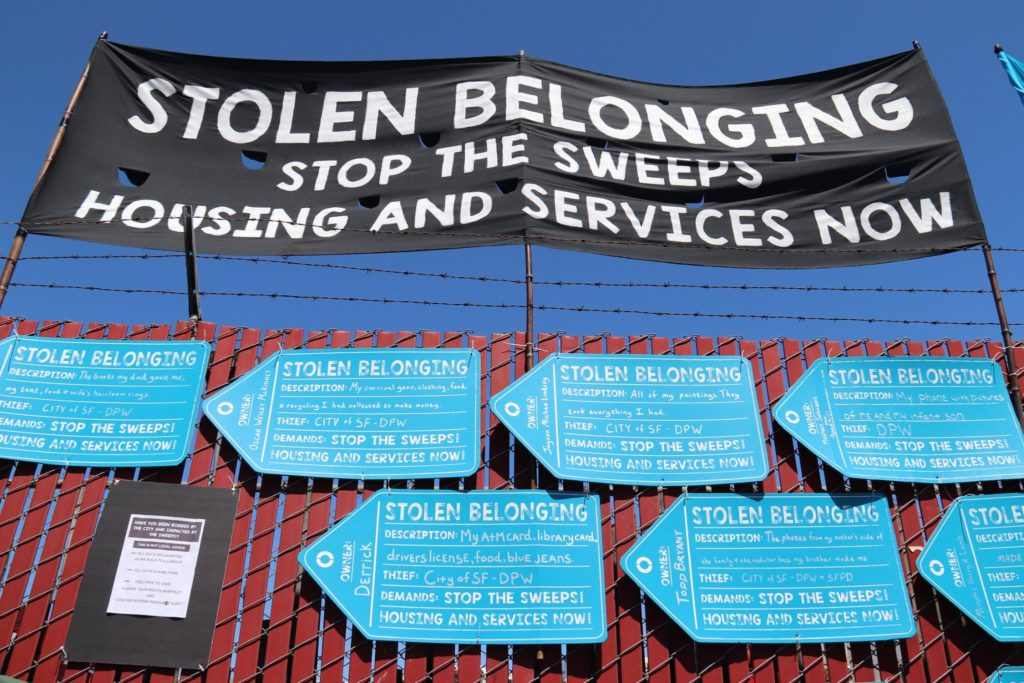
[8,281,1017,327]
[9,252,1024,295]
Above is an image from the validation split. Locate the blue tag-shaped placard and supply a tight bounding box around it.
[774,357,1024,483]
[489,354,768,485]
[621,493,915,643]
[204,348,480,479]
[0,336,209,467]
[920,495,1024,641]
[987,667,1024,682]
[300,490,606,644]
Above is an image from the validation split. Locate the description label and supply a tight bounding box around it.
[920,494,1024,641]
[0,336,209,467]
[204,348,480,479]
[300,490,606,644]
[622,493,914,643]
[490,354,768,485]
[774,357,1024,483]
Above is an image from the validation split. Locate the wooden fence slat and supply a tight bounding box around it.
[261,475,316,681]
[634,333,678,680]
[186,325,240,487]
[12,322,86,680]
[200,327,263,682]
[2,466,66,677]
[53,322,118,683]
[903,340,971,682]
[281,325,339,683]
[492,332,532,682]
[318,485,359,682]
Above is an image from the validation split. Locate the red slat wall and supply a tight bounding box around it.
[0,319,1018,683]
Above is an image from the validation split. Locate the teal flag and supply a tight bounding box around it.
[999,49,1024,105]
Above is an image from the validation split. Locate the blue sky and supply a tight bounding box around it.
[2,1,1023,343]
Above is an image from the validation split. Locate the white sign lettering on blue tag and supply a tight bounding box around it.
[775,357,1024,483]
[300,490,606,644]
[622,493,915,643]
[490,354,768,485]
[921,495,1024,642]
[0,336,209,467]
[204,348,480,479]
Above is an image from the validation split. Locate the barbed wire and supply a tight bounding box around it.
[9,281,1014,327]
[11,253,1018,295]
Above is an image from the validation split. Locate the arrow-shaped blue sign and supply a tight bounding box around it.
[774,357,1024,483]
[300,490,606,644]
[0,336,209,467]
[987,667,1024,682]
[919,495,1024,642]
[489,354,768,485]
[621,493,915,643]
[204,348,480,479]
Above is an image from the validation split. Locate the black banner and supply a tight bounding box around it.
[20,41,985,267]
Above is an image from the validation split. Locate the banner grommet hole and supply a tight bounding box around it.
[241,150,267,170]
[685,194,706,209]
[419,132,441,148]
[495,178,520,195]
[884,163,913,185]
[117,167,150,188]
[300,80,318,94]
[771,153,799,162]
[585,137,609,150]
[358,195,380,209]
